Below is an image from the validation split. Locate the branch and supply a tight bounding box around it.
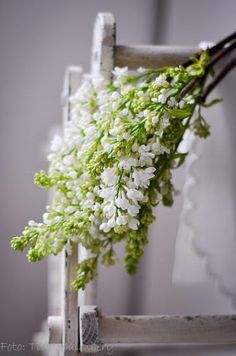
[206,40,236,70]
[183,32,236,67]
[180,41,236,100]
[179,78,197,98]
[202,58,236,102]
[209,31,236,56]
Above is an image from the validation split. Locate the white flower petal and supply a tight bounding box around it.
[128,218,139,230]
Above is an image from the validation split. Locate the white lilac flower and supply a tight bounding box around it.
[111,91,120,100]
[137,67,146,73]
[167,97,177,108]
[154,74,167,86]
[127,204,140,217]
[126,188,143,202]
[65,206,77,213]
[128,218,139,230]
[131,142,139,152]
[99,187,116,201]
[119,157,138,170]
[179,100,185,109]
[152,115,159,124]
[63,155,75,166]
[112,101,119,110]
[116,191,130,210]
[151,97,158,103]
[121,108,128,116]
[107,215,116,228]
[113,67,129,87]
[13,50,212,291]
[158,94,167,104]
[100,222,111,233]
[101,167,118,187]
[28,220,36,227]
[84,199,94,209]
[138,145,155,167]
[68,171,77,179]
[112,66,128,77]
[101,137,113,153]
[92,202,100,212]
[132,167,156,188]
[103,202,116,219]
[151,140,169,155]
[116,214,127,226]
[42,213,50,223]
[122,132,131,140]
[50,135,63,152]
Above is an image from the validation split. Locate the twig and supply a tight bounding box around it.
[206,40,236,69]
[179,78,197,98]
[209,31,236,56]
[180,41,236,100]
[183,32,236,67]
[202,58,236,101]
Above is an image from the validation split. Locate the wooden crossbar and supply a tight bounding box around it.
[99,314,236,344]
[48,307,236,351]
[114,45,198,69]
[78,306,236,353]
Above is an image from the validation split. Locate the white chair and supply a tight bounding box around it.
[36,12,236,355]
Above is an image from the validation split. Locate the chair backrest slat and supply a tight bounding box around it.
[115,45,197,69]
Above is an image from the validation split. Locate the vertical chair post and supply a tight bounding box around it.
[79,12,116,308]
[62,67,83,356]
[91,12,116,82]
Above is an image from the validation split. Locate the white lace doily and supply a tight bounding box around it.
[172,67,236,307]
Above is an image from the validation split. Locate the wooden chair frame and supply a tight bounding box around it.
[38,12,236,355]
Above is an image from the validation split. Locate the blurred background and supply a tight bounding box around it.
[0,0,236,355]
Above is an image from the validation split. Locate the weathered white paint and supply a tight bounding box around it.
[91,12,116,81]
[79,306,236,350]
[99,314,236,344]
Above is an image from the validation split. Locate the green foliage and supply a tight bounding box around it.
[168,106,193,119]
[160,119,183,149]
[72,257,98,290]
[191,114,210,138]
[34,170,55,189]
